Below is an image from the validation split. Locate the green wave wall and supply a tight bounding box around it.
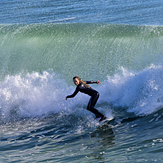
[0,23,163,82]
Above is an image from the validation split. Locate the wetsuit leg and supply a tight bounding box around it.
[87,92,104,118]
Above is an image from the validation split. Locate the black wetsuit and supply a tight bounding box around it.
[66,81,105,118]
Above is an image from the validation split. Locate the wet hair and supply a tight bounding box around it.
[73,76,91,87]
[73,76,81,81]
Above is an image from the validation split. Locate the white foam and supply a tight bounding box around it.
[99,64,163,116]
[0,71,80,121]
[0,64,163,122]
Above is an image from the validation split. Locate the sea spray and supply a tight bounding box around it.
[0,71,69,122]
[0,63,163,124]
[99,65,163,116]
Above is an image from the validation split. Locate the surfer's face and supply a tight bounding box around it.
[73,78,80,86]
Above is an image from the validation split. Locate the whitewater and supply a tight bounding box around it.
[0,0,163,162]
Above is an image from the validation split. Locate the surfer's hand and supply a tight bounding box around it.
[97,81,101,84]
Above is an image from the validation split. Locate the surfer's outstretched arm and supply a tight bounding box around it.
[85,81,101,84]
[66,87,79,100]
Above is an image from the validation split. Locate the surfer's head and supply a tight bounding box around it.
[73,76,90,87]
[73,76,81,86]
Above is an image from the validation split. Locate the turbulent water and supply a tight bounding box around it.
[0,0,163,162]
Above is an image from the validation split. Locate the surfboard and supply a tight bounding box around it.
[95,117,113,126]
[91,118,114,136]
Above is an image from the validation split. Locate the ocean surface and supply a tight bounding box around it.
[0,0,163,162]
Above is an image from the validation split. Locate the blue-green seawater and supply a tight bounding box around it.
[0,0,163,162]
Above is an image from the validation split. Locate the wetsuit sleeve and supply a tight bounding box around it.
[66,87,79,98]
[85,81,98,84]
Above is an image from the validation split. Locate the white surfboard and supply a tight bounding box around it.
[95,117,113,126]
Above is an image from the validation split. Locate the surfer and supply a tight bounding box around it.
[66,76,106,122]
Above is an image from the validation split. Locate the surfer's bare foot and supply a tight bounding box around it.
[99,116,106,122]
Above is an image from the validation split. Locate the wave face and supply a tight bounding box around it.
[0,24,163,78]
[0,23,163,121]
